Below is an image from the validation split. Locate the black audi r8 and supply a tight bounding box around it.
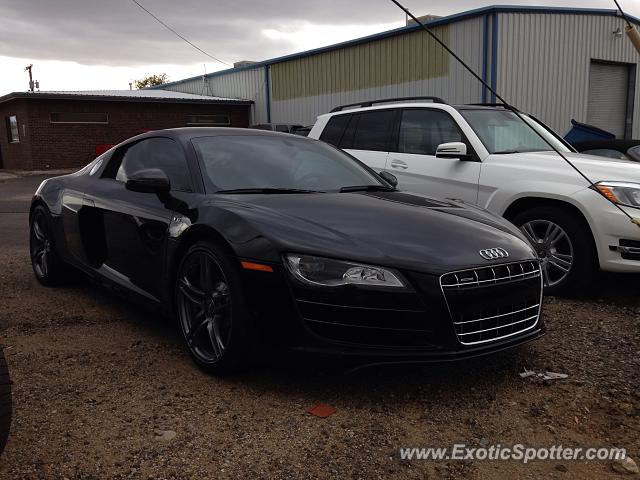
[30,128,544,374]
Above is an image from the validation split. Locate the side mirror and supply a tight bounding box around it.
[125,168,171,194]
[435,142,473,160]
[379,171,398,188]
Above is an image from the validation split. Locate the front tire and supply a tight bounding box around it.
[0,346,11,456]
[175,241,252,375]
[512,207,597,295]
[29,205,65,286]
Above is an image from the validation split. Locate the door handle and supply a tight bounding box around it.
[390,159,408,169]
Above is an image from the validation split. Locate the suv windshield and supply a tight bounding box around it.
[191,135,385,193]
[460,109,570,154]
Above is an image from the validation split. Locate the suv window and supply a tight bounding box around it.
[350,110,396,151]
[319,114,350,146]
[112,138,192,191]
[398,109,462,155]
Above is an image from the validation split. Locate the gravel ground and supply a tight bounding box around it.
[0,175,639,479]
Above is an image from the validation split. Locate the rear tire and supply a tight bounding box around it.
[0,346,11,456]
[175,241,253,375]
[29,205,65,286]
[512,207,597,296]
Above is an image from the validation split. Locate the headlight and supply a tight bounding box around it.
[284,254,406,288]
[595,181,640,208]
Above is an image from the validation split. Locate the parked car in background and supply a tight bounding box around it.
[572,139,640,162]
[291,125,312,137]
[309,98,640,294]
[250,123,304,134]
[0,345,11,456]
[29,127,543,374]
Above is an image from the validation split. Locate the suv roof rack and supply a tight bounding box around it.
[466,103,520,111]
[330,96,448,113]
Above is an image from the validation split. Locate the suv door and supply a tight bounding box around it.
[86,137,193,300]
[320,110,396,172]
[386,109,481,203]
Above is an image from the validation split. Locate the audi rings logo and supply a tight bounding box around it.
[478,247,509,260]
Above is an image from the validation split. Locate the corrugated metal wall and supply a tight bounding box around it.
[161,67,268,124]
[496,12,640,137]
[270,17,485,125]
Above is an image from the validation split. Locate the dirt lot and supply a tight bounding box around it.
[0,175,639,479]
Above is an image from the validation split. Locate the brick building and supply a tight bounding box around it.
[0,90,252,170]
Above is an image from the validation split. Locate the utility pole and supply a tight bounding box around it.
[25,64,34,92]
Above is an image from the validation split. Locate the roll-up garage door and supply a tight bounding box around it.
[587,62,629,138]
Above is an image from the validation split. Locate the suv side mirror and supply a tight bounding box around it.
[379,171,398,187]
[435,142,473,160]
[125,168,171,194]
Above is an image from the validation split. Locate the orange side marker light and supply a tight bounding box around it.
[241,261,274,272]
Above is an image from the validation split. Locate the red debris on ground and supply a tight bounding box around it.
[307,404,337,418]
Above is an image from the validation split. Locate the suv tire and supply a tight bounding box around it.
[512,206,597,295]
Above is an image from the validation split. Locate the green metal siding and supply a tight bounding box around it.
[271,26,450,101]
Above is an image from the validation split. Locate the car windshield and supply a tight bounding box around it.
[460,109,571,154]
[191,134,385,193]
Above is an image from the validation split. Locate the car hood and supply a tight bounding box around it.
[528,151,640,183]
[215,191,536,274]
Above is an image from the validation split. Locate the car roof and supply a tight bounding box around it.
[127,127,303,142]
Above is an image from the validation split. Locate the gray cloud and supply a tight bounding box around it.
[0,0,635,67]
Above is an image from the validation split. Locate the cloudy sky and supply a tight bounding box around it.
[1,0,638,95]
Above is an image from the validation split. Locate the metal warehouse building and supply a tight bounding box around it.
[154,5,640,138]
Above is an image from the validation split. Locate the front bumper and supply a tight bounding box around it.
[241,258,545,362]
[572,189,640,272]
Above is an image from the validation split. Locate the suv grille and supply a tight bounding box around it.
[440,261,542,345]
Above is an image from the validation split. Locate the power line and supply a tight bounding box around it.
[389,0,639,227]
[129,0,233,67]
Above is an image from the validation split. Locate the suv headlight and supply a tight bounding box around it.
[284,254,406,289]
[595,181,640,208]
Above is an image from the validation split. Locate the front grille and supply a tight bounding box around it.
[440,261,542,346]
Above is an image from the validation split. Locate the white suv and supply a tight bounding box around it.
[308,98,640,294]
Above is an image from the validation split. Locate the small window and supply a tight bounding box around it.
[113,138,192,191]
[6,115,19,143]
[50,112,108,124]
[186,114,230,126]
[319,114,350,147]
[350,110,396,151]
[399,110,462,155]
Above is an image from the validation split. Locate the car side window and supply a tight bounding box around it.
[349,110,396,151]
[627,145,640,161]
[319,114,351,147]
[113,138,192,191]
[399,109,463,155]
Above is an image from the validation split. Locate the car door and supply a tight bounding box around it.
[385,109,481,203]
[85,137,193,300]
[338,110,396,172]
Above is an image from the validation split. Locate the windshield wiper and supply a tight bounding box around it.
[339,185,396,193]
[215,188,320,194]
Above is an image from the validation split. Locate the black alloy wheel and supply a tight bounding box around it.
[176,241,251,374]
[29,205,63,285]
[0,346,11,456]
